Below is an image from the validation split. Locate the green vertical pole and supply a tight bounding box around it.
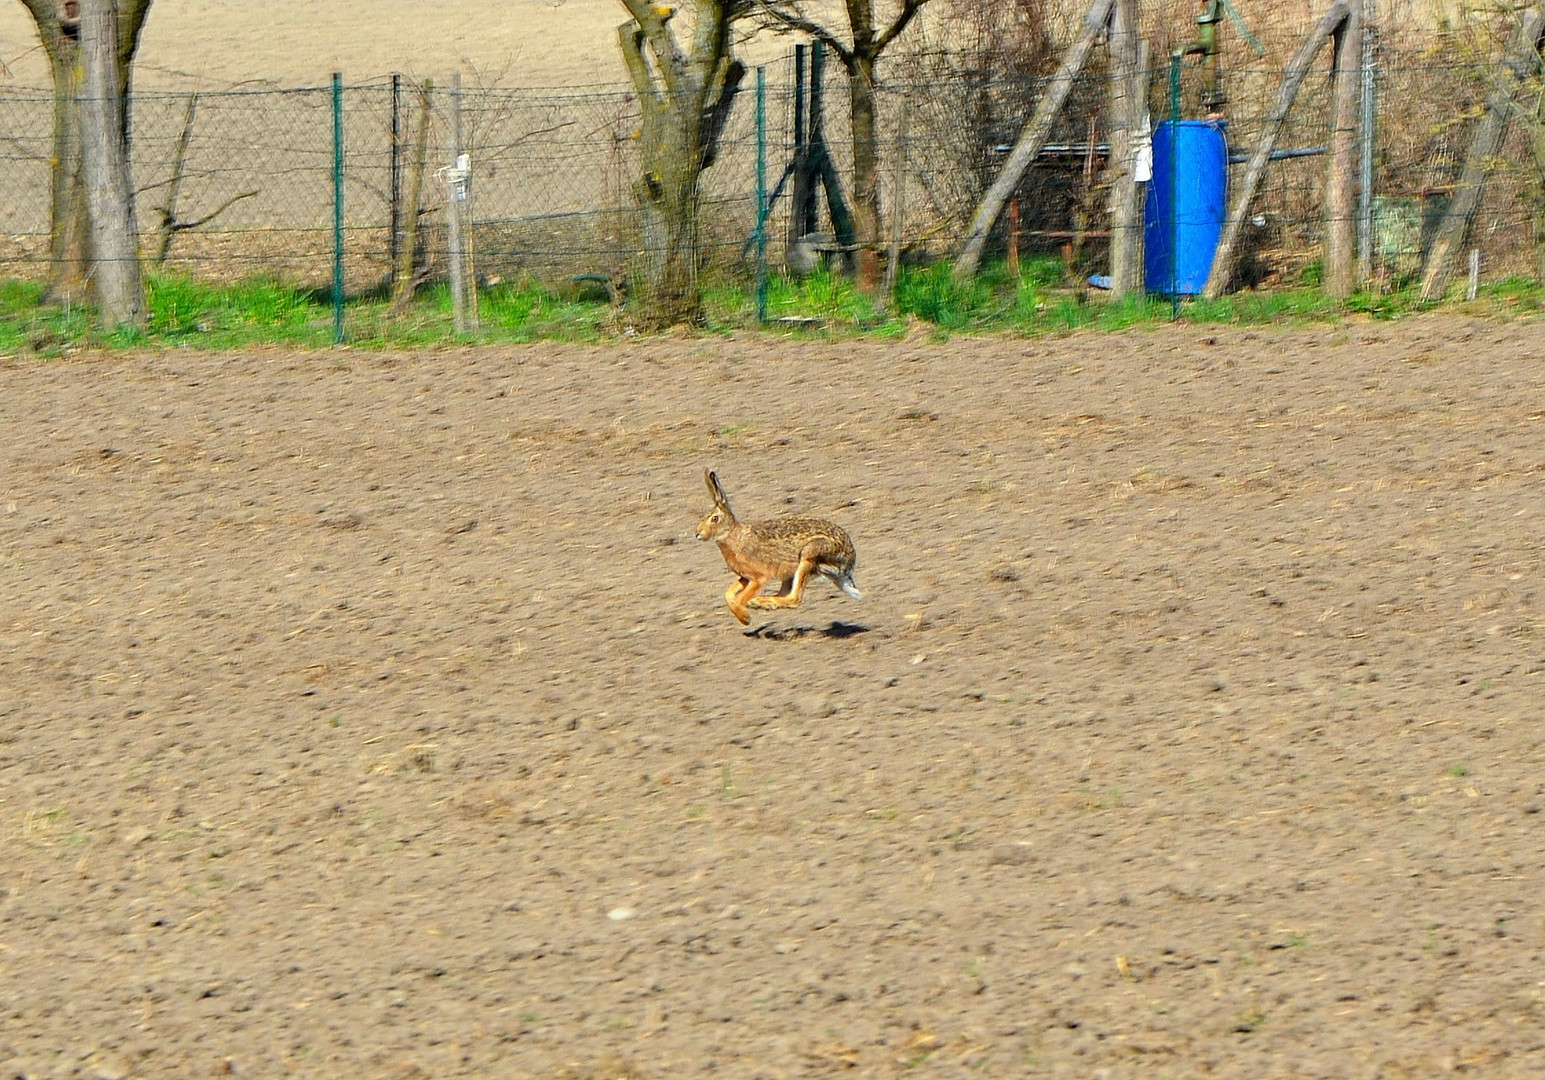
[1169,51,1181,321]
[755,66,768,325]
[332,72,345,344]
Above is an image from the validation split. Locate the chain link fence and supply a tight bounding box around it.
[1,24,1543,299]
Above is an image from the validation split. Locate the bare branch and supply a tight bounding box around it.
[618,20,670,133]
[17,0,70,59]
[172,189,258,233]
[1,135,52,165]
[753,3,856,69]
[620,0,692,93]
[873,0,930,58]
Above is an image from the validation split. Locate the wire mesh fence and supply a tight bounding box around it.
[1,22,1543,301]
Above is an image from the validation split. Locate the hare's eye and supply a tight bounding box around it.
[710,512,721,523]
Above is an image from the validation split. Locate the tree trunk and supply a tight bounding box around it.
[80,0,144,329]
[623,36,707,327]
[389,78,433,318]
[34,17,88,303]
[617,1,742,330]
[849,52,882,291]
[20,0,153,306]
[637,146,703,325]
[843,1,882,292]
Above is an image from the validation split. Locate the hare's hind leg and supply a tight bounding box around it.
[747,556,814,611]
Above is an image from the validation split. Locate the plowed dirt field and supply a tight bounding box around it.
[4,316,1544,1078]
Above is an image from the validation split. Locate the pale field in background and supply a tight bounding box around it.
[0,1,1475,93]
[0,0,839,90]
[0,0,633,88]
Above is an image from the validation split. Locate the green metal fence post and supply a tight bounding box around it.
[755,66,768,325]
[332,72,345,344]
[1169,51,1181,321]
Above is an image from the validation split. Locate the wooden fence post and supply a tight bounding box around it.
[447,71,468,334]
[1326,0,1362,298]
[1204,1,1348,300]
[1108,0,1143,297]
[953,0,1116,281]
[1418,8,1545,303]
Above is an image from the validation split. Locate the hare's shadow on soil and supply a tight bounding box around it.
[746,621,870,641]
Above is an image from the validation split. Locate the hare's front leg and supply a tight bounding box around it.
[725,574,768,625]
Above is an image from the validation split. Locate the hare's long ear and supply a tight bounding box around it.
[705,469,731,511]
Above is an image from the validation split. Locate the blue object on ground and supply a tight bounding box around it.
[1144,120,1228,296]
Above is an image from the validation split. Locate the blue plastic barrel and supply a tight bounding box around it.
[1144,120,1228,295]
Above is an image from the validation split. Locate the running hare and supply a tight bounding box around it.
[696,470,862,626]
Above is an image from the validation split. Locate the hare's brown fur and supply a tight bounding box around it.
[695,470,861,625]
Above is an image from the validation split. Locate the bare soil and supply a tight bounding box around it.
[3,316,1545,1080]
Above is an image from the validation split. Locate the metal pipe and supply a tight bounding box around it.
[1358,0,1377,283]
[755,66,767,325]
[389,73,401,284]
[1008,144,1326,163]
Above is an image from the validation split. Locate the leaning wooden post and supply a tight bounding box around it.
[1325,0,1362,298]
[953,0,1115,281]
[1418,8,1545,303]
[1107,0,1143,297]
[1204,1,1348,300]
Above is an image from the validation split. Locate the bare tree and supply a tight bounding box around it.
[617,0,746,328]
[79,0,144,327]
[754,0,930,290]
[17,0,153,305]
